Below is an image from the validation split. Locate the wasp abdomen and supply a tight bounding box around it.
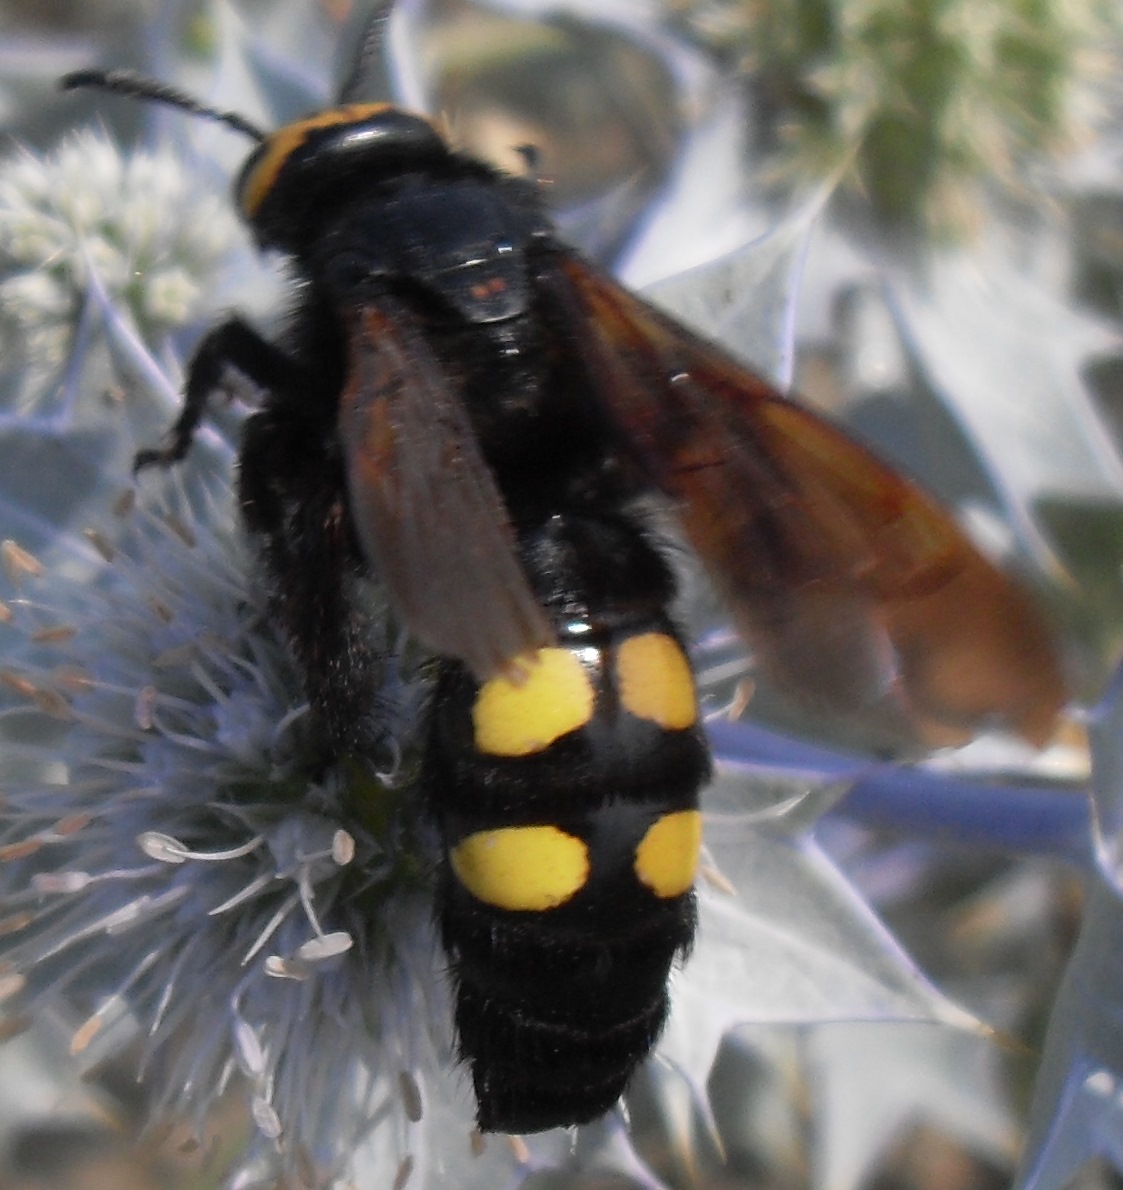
[426,515,710,1133]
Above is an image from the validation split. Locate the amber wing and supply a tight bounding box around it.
[338,304,552,679]
[551,253,1066,747]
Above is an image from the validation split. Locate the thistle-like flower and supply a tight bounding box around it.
[0,487,453,1186]
[0,129,241,398]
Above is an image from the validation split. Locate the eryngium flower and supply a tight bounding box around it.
[0,485,448,1186]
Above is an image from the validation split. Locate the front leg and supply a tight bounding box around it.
[135,316,295,470]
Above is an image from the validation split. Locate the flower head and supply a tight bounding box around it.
[0,130,242,385]
[0,487,449,1185]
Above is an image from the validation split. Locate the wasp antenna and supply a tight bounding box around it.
[337,0,397,104]
[60,69,267,143]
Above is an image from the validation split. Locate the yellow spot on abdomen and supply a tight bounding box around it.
[473,647,595,757]
[450,825,589,911]
[616,633,696,729]
[635,810,702,898]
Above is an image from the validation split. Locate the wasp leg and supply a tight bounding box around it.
[239,401,392,755]
[134,317,294,471]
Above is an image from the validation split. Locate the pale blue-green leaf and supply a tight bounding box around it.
[567,1111,671,1189]
[705,759,853,831]
[623,76,808,380]
[1016,664,1123,1188]
[621,88,758,284]
[810,1021,1020,1190]
[887,249,1123,563]
[707,1028,809,1179]
[1016,877,1123,1190]
[638,180,825,389]
[626,1054,733,1187]
[209,0,331,131]
[1088,662,1123,885]
[1013,635,1123,1190]
[240,0,339,108]
[660,810,979,1088]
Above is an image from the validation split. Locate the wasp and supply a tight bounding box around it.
[61,68,1064,1134]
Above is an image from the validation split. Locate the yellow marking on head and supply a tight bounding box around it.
[473,647,595,757]
[634,810,702,898]
[239,103,395,218]
[616,632,696,729]
[450,825,589,911]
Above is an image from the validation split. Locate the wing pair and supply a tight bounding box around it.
[338,252,1066,748]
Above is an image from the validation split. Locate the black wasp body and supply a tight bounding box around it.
[63,66,1064,1134]
[66,78,713,1133]
[220,104,711,1133]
